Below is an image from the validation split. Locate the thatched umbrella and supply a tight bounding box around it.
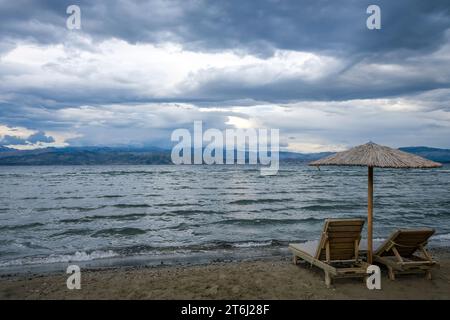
[309,142,442,263]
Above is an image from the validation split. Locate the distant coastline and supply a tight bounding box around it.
[0,146,449,165]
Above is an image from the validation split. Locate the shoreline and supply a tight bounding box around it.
[2,242,449,276]
[1,247,450,299]
[0,246,290,276]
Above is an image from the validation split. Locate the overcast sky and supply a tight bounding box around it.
[0,0,449,152]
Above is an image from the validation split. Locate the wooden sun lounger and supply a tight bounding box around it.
[373,228,438,280]
[289,219,369,287]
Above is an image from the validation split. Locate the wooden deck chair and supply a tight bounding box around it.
[289,219,369,287]
[373,228,438,280]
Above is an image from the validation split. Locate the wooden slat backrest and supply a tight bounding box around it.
[315,219,365,261]
[375,228,435,257]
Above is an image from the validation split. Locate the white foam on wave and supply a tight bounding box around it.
[232,241,273,248]
[0,250,119,267]
[433,233,450,241]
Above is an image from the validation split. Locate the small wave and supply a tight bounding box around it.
[60,213,146,224]
[0,174,27,178]
[0,250,118,267]
[96,195,125,199]
[169,209,219,215]
[197,239,288,250]
[173,186,191,190]
[213,217,320,226]
[172,222,201,230]
[50,228,93,237]
[154,202,194,207]
[0,222,44,231]
[232,240,288,248]
[259,206,298,213]
[66,205,108,211]
[112,203,151,208]
[99,170,154,176]
[35,205,107,212]
[92,227,147,237]
[229,198,293,205]
[434,233,450,241]
[300,204,363,211]
[218,192,250,196]
[303,198,348,204]
[54,196,85,200]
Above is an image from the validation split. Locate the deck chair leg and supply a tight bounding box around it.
[292,255,298,265]
[425,270,432,280]
[324,271,332,288]
[387,267,395,280]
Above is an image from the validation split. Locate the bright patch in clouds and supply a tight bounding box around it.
[0,124,73,149]
[1,36,340,98]
[0,124,35,139]
[226,116,257,129]
[10,89,445,152]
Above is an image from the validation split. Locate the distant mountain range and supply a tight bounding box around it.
[398,147,450,164]
[0,146,173,165]
[0,146,15,152]
[0,145,448,165]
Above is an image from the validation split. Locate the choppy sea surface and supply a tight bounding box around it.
[0,164,449,272]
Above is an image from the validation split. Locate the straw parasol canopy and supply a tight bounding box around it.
[309,142,442,263]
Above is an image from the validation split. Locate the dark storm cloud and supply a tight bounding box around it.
[1,0,449,56]
[0,0,449,105]
[189,70,450,102]
[0,0,67,44]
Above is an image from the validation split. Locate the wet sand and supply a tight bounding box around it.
[1,249,450,300]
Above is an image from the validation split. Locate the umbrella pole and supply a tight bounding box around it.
[368,166,373,264]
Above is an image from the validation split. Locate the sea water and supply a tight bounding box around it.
[0,164,449,272]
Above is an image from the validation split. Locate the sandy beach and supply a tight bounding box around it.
[1,248,449,300]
